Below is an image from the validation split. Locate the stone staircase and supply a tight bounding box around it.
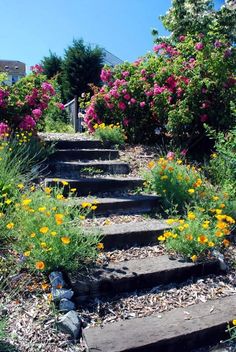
[43,136,236,352]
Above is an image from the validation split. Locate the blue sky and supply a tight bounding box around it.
[0,0,224,70]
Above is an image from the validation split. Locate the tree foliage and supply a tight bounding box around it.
[61,39,104,101]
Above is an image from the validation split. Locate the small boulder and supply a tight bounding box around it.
[51,288,74,302]
[59,298,76,312]
[49,271,66,288]
[57,310,82,340]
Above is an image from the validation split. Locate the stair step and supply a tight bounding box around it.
[71,194,161,218]
[83,295,235,352]
[101,219,169,250]
[69,255,220,303]
[45,177,144,196]
[49,149,119,161]
[47,139,107,150]
[47,161,130,177]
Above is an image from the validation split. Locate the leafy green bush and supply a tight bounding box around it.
[93,122,126,146]
[206,126,236,199]
[7,186,101,273]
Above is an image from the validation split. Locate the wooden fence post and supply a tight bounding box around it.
[74,95,78,132]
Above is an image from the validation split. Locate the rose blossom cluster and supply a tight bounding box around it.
[0,64,64,135]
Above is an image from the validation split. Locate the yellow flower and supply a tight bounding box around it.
[161,175,168,180]
[198,235,208,244]
[51,231,57,236]
[61,180,69,186]
[91,205,97,210]
[30,185,35,191]
[188,189,195,194]
[215,230,224,238]
[5,199,12,205]
[166,218,177,225]
[187,212,196,220]
[208,241,215,247]
[79,215,85,220]
[211,153,217,159]
[147,161,155,169]
[56,194,64,200]
[158,235,166,241]
[81,202,92,208]
[24,251,31,257]
[220,203,225,208]
[97,242,104,250]
[41,283,49,291]
[225,216,235,224]
[39,227,49,234]
[70,188,77,192]
[41,242,47,248]
[30,232,36,238]
[38,207,46,212]
[35,261,45,270]
[0,212,4,218]
[6,222,14,229]
[17,183,24,189]
[215,209,222,215]
[232,320,236,326]
[44,187,52,194]
[177,159,182,164]
[191,255,198,262]
[212,196,219,201]
[202,222,209,229]
[22,199,32,206]
[61,237,71,244]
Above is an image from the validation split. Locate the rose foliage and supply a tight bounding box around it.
[84,33,236,145]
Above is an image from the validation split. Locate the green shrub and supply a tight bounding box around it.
[8,186,101,273]
[93,122,126,146]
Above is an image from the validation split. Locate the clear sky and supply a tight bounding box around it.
[0,0,225,70]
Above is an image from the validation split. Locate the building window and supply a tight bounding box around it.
[12,75,19,84]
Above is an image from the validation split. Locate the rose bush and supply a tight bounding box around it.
[0,65,65,135]
[84,33,235,146]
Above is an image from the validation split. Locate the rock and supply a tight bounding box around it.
[57,310,82,340]
[49,271,66,288]
[212,250,227,271]
[59,299,76,312]
[51,288,74,302]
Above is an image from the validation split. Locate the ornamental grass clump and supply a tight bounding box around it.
[6,186,101,273]
[93,122,126,146]
[160,207,235,261]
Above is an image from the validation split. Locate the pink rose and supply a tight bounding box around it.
[0,122,10,137]
[195,42,204,51]
[118,101,126,111]
[140,102,146,108]
[32,108,42,120]
[19,115,36,130]
[200,114,208,122]
[167,151,175,160]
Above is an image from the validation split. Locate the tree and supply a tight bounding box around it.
[41,51,63,79]
[160,0,236,42]
[62,39,104,101]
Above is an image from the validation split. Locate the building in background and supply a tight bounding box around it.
[0,60,26,85]
[103,49,123,67]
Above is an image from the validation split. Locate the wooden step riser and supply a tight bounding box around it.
[46,140,108,150]
[49,149,119,161]
[45,179,144,197]
[70,259,221,304]
[47,162,130,177]
[102,227,166,250]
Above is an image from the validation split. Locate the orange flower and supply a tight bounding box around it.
[41,282,50,290]
[223,239,230,247]
[186,234,193,241]
[61,237,71,244]
[40,227,49,234]
[97,242,104,250]
[35,261,45,270]
[197,235,208,244]
[55,213,64,225]
[147,161,155,169]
